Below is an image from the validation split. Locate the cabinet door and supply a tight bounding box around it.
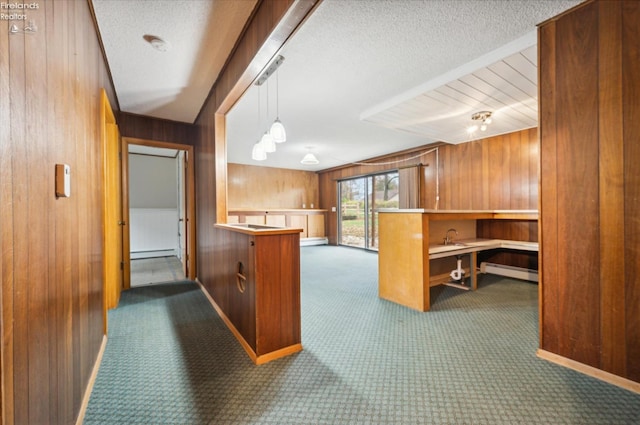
[307,214,325,238]
[266,214,286,227]
[289,215,307,238]
[245,215,266,225]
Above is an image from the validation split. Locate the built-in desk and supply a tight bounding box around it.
[378,210,538,312]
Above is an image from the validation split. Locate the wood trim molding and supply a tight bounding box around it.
[75,335,108,425]
[124,137,197,280]
[196,279,301,365]
[537,349,640,394]
[255,344,303,365]
[319,142,444,174]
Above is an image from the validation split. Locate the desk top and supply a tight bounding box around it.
[428,238,539,259]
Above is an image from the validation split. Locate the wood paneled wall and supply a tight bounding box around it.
[539,0,640,384]
[192,0,318,345]
[228,163,319,209]
[0,1,117,423]
[118,111,196,145]
[318,128,538,244]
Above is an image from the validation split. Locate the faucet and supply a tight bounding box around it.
[444,228,458,245]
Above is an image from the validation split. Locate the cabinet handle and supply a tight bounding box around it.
[236,261,246,293]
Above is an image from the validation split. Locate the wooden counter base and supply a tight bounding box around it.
[378,210,538,312]
[198,279,302,365]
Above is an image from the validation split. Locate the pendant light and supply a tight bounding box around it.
[251,140,267,161]
[252,88,267,161]
[261,81,276,153]
[261,132,276,153]
[270,69,286,143]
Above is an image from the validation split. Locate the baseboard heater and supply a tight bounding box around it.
[480,262,538,283]
[300,237,328,247]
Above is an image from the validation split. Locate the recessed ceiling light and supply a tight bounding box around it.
[143,34,170,52]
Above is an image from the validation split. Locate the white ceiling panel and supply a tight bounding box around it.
[363,45,541,145]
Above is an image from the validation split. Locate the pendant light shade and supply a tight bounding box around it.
[270,118,286,143]
[300,153,319,165]
[261,131,276,153]
[251,140,267,161]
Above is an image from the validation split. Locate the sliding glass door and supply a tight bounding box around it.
[338,171,399,251]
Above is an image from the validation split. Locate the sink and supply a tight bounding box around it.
[429,244,468,254]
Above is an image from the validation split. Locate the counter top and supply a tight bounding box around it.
[228,208,327,213]
[378,209,538,214]
[215,223,303,236]
[377,209,539,220]
[428,238,539,259]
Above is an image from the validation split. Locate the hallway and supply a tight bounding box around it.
[130,256,186,287]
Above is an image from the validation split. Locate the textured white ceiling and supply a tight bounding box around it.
[92,0,257,123]
[226,0,582,171]
[91,0,583,171]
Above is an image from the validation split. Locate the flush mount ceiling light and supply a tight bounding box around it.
[467,111,493,134]
[301,148,319,165]
[143,34,170,52]
[301,153,319,165]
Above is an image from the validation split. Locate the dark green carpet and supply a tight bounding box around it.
[84,246,640,424]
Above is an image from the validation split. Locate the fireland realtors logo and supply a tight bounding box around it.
[1,2,39,21]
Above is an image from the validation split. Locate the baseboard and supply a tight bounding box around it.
[480,262,538,282]
[255,343,303,365]
[300,237,328,246]
[76,335,108,425]
[536,349,640,394]
[196,279,300,365]
[130,249,178,259]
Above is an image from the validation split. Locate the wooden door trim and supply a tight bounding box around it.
[121,140,131,290]
[101,89,119,334]
[123,137,197,281]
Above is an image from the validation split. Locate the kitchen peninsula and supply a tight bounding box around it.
[378,209,539,312]
[211,223,303,364]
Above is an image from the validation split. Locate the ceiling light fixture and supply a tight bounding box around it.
[301,148,319,165]
[260,81,276,153]
[251,140,267,161]
[143,34,170,52]
[467,111,493,135]
[269,69,286,143]
[251,55,287,161]
[252,86,267,161]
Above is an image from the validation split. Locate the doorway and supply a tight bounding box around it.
[338,171,399,251]
[122,138,196,288]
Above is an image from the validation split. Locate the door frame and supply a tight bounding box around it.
[122,137,197,285]
[337,170,400,251]
[101,89,122,333]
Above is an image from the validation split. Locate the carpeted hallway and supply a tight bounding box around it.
[84,246,640,424]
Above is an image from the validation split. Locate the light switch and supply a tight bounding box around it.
[55,164,70,197]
